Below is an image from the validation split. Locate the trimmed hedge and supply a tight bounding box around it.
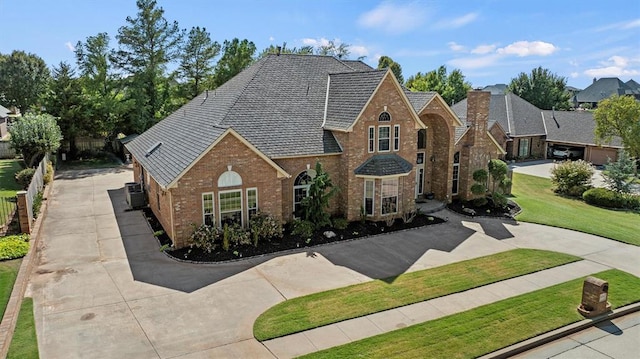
[14,169,36,190]
[583,188,640,210]
[0,234,30,260]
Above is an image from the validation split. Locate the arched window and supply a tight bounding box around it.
[452,152,460,195]
[293,171,313,218]
[218,170,243,226]
[378,111,391,122]
[218,170,242,187]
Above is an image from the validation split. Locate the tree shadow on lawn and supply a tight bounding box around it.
[108,187,519,292]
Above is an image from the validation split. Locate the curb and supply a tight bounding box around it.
[0,176,53,358]
[478,302,640,359]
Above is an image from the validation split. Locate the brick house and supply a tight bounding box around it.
[126,54,504,248]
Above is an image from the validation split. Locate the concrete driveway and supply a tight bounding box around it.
[28,167,640,358]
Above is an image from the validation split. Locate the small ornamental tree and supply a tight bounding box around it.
[301,161,338,229]
[550,159,594,196]
[470,160,512,208]
[10,113,62,167]
[603,151,636,194]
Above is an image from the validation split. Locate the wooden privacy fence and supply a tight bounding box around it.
[0,142,16,159]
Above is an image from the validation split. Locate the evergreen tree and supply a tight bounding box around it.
[177,27,220,99]
[603,151,636,193]
[377,56,404,84]
[210,38,256,88]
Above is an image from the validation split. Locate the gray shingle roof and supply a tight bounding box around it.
[542,110,622,147]
[451,93,545,137]
[341,59,375,72]
[324,70,387,130]
[354,154,413,176]
[126,54,385,188]
[403,90,436,113]
[575,78,640,103]
[625,79,640,92]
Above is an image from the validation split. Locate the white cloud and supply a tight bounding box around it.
[471,44,496,55]
[584,55,640,77]
[448,54,502,69]
[570,72,579,78]
[358,2,426,34]
[350,45,370,58]
[302,37,333,47]
[622,18,640,29]
[448,42,466,52]
[497,41,558,57]
[269,36,275,42]
[65,41,75,52]
[595,18,640,32]
[435,12,479,29]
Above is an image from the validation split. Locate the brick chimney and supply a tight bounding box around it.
[466,90,490,146]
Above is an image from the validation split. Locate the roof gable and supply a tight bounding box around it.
[576,77,639,103]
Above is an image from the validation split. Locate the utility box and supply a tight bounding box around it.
[577,276,611,318]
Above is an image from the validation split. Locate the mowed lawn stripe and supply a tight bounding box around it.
[254,249,580,340]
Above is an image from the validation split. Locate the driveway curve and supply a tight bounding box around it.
[27,167,640,358]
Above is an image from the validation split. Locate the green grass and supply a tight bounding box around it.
[0,159,23,197]
[512,173,640,246]
[7,297,39,359]
[0,259,21,318]
[301,270,640,359]
[254,249,579,340]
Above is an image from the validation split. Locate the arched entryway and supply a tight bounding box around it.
[418,113,455,202]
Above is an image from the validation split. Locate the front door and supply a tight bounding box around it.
[415,152,425,198]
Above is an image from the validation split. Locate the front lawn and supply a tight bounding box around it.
[512,173,640,246]
[254,249,579,340]
[0,259,21,318]
[7,297,38,359]
[0,159,23,197]
[301,269,640,359]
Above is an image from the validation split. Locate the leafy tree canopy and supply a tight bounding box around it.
[377,56,403,84]
[10,113,62,167]
[405,65,471,105]
[316,40,351,59]
[508,67,571,110]
[257,42,314,58]
[0,50,50,113]
[177,26,220,99]
[210,38,256,88]
[594,95,640,158]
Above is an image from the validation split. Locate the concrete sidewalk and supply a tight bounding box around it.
[27,167,640,358]
[262,260,610,358]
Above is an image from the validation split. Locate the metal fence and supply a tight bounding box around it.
[0,196,17,235]
[0,141,16,159]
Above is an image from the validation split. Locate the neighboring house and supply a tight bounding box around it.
[126,54,504,248]
[452,93,547,161]
[542,110,622,165]
[574,77,640,108]
[0,104,10,139]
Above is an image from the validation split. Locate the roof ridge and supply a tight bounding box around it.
[329,68,386,76]
[219,57,269,126]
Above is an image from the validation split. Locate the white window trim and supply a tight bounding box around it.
[368,126,375,153]
[218,189,243,227]
[378,125,391,153]
[452,163,460,195]
[381,178,398,216]
[246,187,258,218]
[364,179,375,216]
[393,124,400,151]
[202,192,215,226]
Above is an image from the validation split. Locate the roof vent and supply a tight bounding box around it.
[145,142,162,157]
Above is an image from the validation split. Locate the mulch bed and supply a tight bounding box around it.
[142,208,446,263]
[447,199,521,218]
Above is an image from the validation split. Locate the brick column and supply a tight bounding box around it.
[16,191,32,234]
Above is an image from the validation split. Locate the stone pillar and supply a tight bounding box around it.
[16,191,32,234]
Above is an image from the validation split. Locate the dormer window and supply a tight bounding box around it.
[378,111,391,122]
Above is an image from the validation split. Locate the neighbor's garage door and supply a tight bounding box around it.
[588,147,618,165]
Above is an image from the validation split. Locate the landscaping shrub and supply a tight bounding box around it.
[32,191,44,218]
[603,151,636,193]
[291,219,315,239]
[331,217,349,230]
[249,213,283,247]
[0,234,30,260]
[222,223,250,250]
[43,161,53,185]
[15,168,36,190]
[189,224,221,253]
[550,160,594,196]
[583,188,627,209]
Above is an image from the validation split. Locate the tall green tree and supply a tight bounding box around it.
[316,40,350,59]
[0,50,50,113]
[406,65,471,105]
[508,67,571,110]
[45,62,85,158]
[210,38,256,88]
[377,56,403,84]
[594,95,640,159]
[10,113,62,167]
[75,32,130,138]
[112,0,183,132]
[257,42,314,58]
[177,27,220,99]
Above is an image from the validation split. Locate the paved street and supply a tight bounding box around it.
[27,166,640,358]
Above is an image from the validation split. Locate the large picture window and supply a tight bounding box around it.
[219,190,242,226]
[293,171,312,218]
[202,192,214,226]
[518,138,530,158]
[247,188,258,219]
[378,126,390,152]
[364,180,374,216]
[381,178,398,215]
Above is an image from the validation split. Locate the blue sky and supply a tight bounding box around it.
[1,0,639,89]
